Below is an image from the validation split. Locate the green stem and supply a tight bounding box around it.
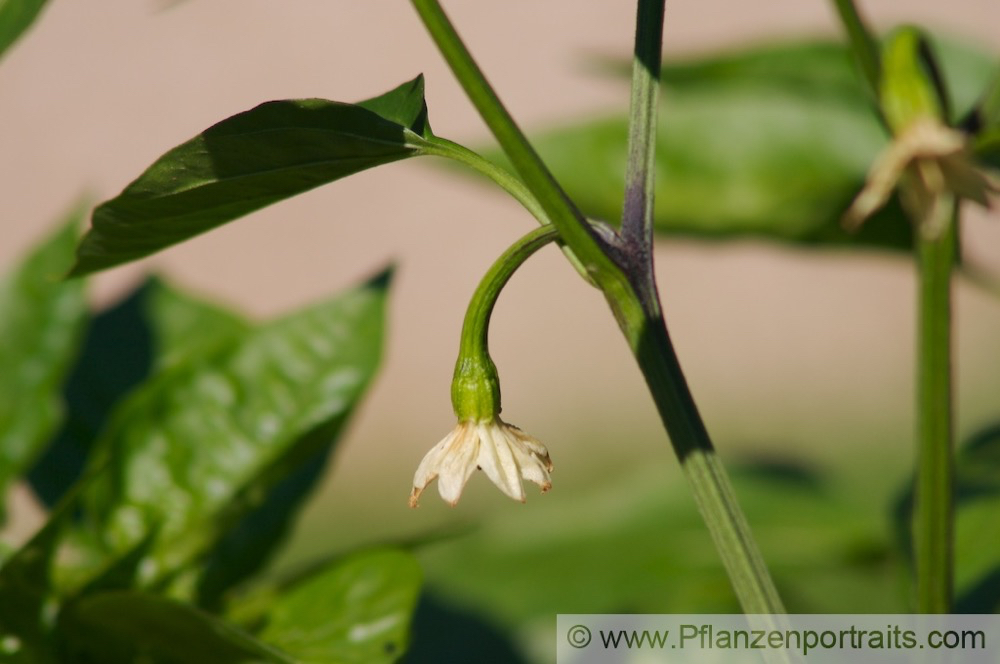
[621,0,664,275]
[914,204,956,613]
[414,0,784,616]
[423,136,551,229]
[619,0,784,615]
[830,0,881,97]
[422,136,595,284]
[630,314,787,614]
[410,0,631,306]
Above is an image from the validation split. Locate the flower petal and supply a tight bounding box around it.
[409,423,478,507]
[476,422,525,502]
[435,424,479,505]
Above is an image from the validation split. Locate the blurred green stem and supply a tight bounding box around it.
[914,205,956,613]
[830,0,880,95]
[412,0,785,615]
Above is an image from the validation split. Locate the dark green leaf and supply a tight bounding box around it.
[28,277,247,509]
[72,270,390,595]
[71,77,431,276]
[357,76,430,137]
[0,212,88,520]
[253,549,421,664]
[58,591,292,663]
[0,0,50,62]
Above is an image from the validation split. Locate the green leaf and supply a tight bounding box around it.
[71,270,390,596]
[28,277,247,509]
[0,495,77,664]
[514,89,899,246]
[656,40,867,102]
[71,78,431,277]
[480,38,994,250]
[0,0,50,62]
[57,591,292,663]
[0,212,88,520]
[253,549,421,664]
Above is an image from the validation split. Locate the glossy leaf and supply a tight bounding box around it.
[58,591,292,663]
[28,277,247,509]
[0,213,88,520]
[254,549,421,664]
[73,270,390,594]
[72,77,431,276]
[0,0,49,62]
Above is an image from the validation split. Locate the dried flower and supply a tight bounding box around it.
[843,118,999,237]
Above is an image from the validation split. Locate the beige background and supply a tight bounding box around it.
[2,1,999,550]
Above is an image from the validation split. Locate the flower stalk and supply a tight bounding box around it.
[410,226,560,507]
[915,201,956,613]
[836,25,999,612]
[411,0,786,614]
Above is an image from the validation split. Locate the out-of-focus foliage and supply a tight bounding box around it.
[0,213,88,522]
[0,0,50,62]
[481,37,995,250]
[0,225,419,663]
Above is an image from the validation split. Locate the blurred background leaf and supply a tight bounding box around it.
[411,455,903,661]
[479,37,994,251]
[0,490,82,664]
[63,269,390,600]
[0,212,88,523]
[892,421,1000,612]
[0,0,50,63]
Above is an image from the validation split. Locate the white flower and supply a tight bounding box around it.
[843,117,999,237]
[409,418,553,507]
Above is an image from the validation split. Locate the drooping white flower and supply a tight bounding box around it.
[409,418,553,508]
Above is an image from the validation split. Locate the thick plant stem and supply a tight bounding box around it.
[412,0,784,615]
[410,0,638,328]
[914,207,956,614]
[621,0,664,276]
[621,0,784,615]
[632,314,787,615]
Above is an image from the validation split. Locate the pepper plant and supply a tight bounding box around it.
[1,0,999,662]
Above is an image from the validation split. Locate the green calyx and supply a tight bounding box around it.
[450,225,560,422]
